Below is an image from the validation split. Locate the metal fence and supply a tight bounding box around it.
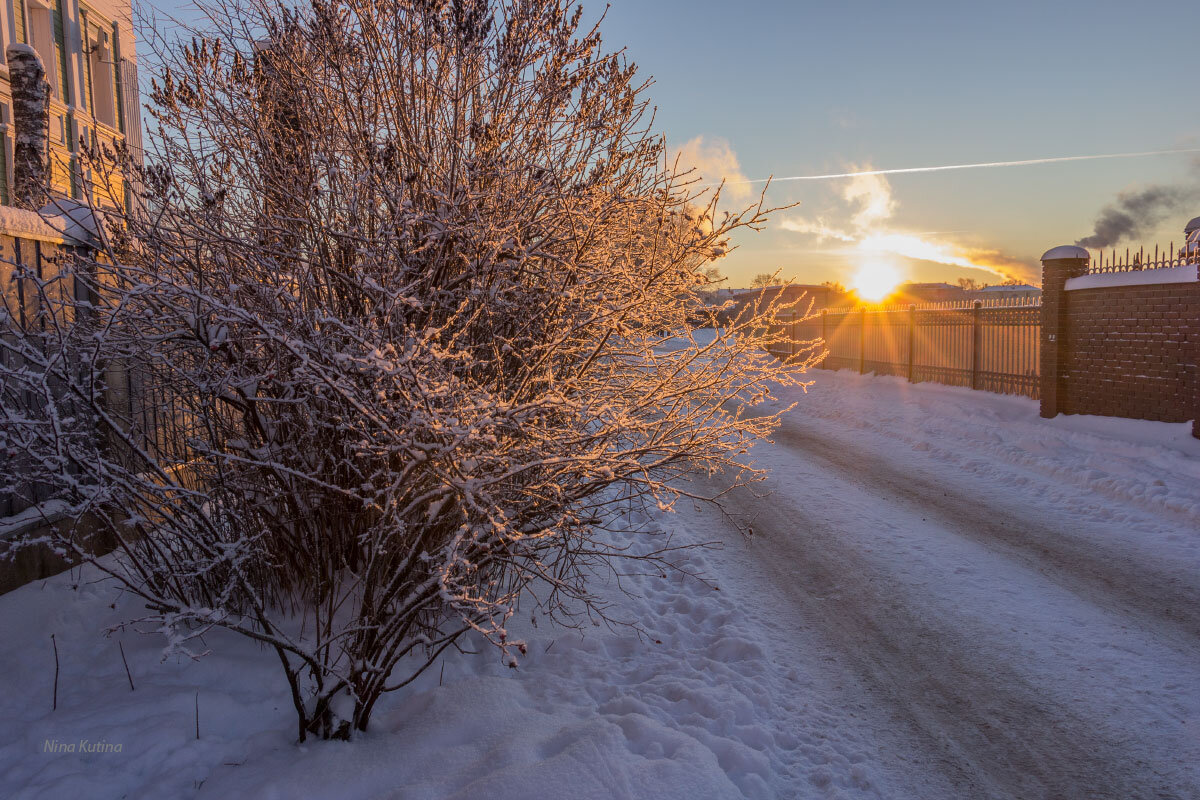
[1,232,80,519]
[0,230,195,523]
[1088,240,1198,274]
[769,297,1042,399]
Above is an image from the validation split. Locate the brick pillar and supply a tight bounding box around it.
[6,44,50,210]
[1191,274,1200,440]
[1039,246,1090,418]
[1182,216,1200,438]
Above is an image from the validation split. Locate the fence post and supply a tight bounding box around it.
[1039,245,1090,418]
[907,304,915,383]
[859,306,866,374]
[1186,217,1200,439]
[1193,280,1200,439]
[970,300,982,390]
[820,309,828,369]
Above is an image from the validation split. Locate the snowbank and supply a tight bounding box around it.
[777,367,1200,521]
[0,511,890,799]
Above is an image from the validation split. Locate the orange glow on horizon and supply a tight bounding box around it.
[849,261,901,302]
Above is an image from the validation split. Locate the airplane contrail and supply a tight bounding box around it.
[717,147,1200,185]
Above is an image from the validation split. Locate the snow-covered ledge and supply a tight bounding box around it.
[1065,263,1198,291]
[0,205,71,243]
[0,201,102,246]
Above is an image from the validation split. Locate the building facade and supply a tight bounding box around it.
[890,282,965,304]
[1,0,139,211]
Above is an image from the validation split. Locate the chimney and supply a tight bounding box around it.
[6,44,50,210]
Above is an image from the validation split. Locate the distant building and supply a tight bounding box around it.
[968,284,1042,302]
[708,284,849,326]
[728,283,849,311]
[889,282,965,304]
[747,284,848,309]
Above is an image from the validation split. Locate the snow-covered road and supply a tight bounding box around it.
[3,365,1198,799]
[678,370,1200,799]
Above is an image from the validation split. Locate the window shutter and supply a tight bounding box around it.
[15,1,27,45]
[120,59,142,158]
[0,133,9,206]
[80,12,92,113]
[111,24,124,133]
[52,0,70,101]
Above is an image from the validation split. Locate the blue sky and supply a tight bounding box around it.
[145,0,1200,288]
[595,0,1200,288]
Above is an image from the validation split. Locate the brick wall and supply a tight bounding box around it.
[1060,283,1199,423]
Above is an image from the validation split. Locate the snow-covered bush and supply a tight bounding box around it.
[0,0,815,740]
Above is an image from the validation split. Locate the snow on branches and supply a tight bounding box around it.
[0,0,815,741]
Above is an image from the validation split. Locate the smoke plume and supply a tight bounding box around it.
[1076,185,1197,249]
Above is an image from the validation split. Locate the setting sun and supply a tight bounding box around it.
[850,261,902,301]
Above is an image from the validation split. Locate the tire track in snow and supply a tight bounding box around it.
[770,417,1200,649]
[691,471,1178,800]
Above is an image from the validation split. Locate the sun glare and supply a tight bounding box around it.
[850,262,901,302]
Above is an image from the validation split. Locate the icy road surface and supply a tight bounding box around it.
[678,368,1200,799]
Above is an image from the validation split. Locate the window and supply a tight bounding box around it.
[88,27,117,129]
[27,4,56,86]
[24,0,70,102]
[14,0,28,46]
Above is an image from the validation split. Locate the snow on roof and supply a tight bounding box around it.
[1042,245,1089,261]
[38,199,105,246]
[979,284,1039,292]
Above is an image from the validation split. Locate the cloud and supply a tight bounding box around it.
[860,233,1031,277]
[671,136,753,202]
[841,170,895,229]
[778,216,854,241]
[778,165,1036,282]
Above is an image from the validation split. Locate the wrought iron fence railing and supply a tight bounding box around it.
[1088,241,1199,274]
[768,298,1042,400]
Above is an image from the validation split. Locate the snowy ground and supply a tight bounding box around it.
[2,359,1199,799]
